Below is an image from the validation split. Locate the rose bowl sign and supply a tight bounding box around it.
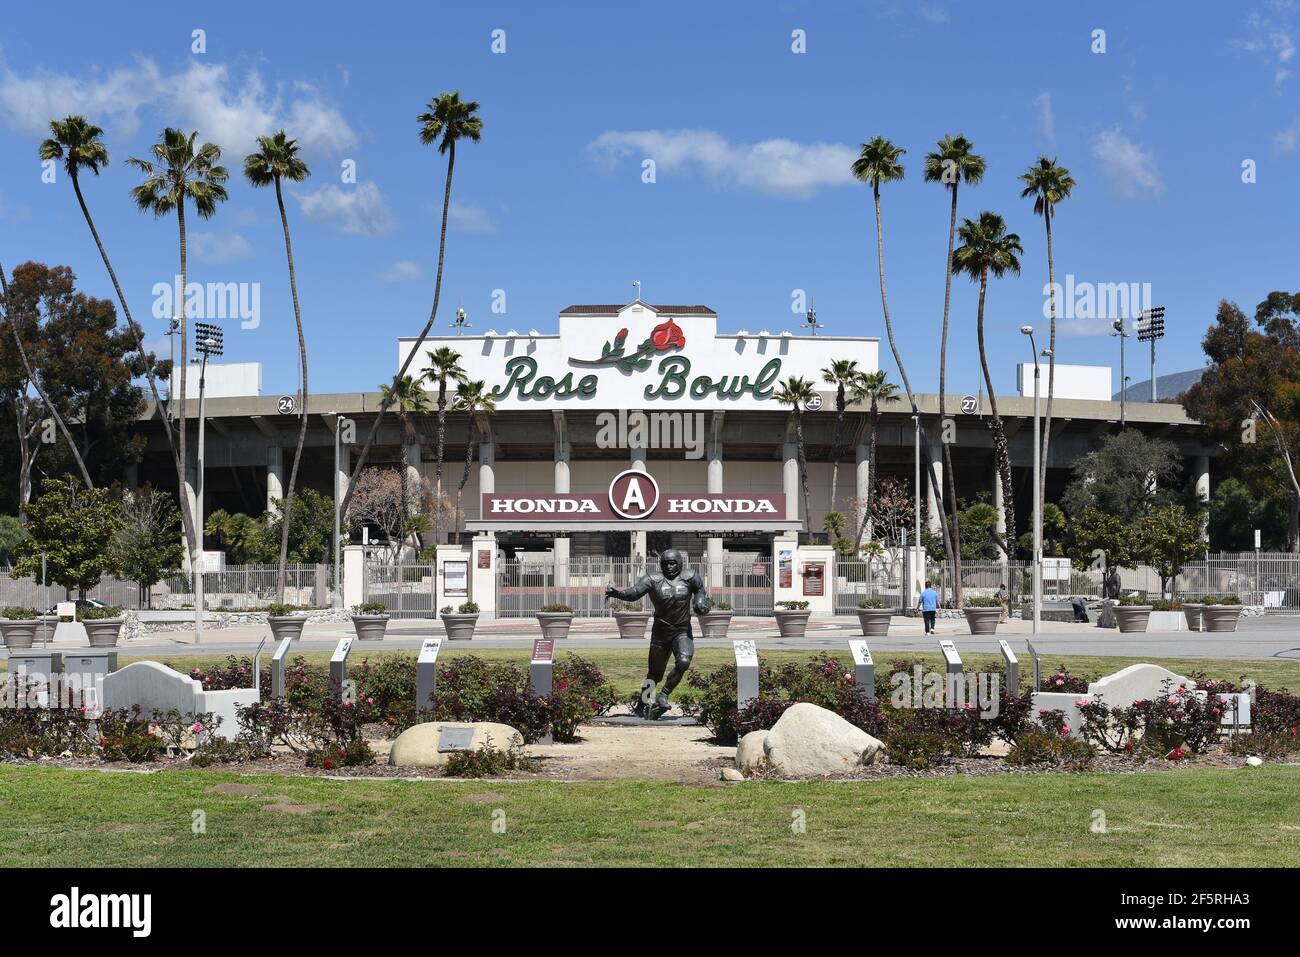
[478,469,785,527]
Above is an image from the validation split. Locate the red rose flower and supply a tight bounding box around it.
[617,327,628,340]
[323,758,334,769]
[648,318,685,351]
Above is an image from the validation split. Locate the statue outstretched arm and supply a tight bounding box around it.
[688,569,712,614]
[605,575,653,602]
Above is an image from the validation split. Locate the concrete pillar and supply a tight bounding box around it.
[628,430,647,561]
[553,412,570,585]
[1194,454,1211,542]
[926,456,943,536]
[993,458,1007,562]
[855,442,871,543]
[470,533,497,618]
[183,463,199,572]
[342,544,366,607]
[266,446,284,514]
[478,433,495,495]
[706,412,724,580]
[783,438,800,525]
[335,444,351,514]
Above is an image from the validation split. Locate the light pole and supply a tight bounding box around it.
[164,317,180,421]
[1136,307,1166,402]
[193,322,224,644]
[1020,326,1050,635]
[333,413,346,608]
[912,412,921,610]
[1110,318,1129,426]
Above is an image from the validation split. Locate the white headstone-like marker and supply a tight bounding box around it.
[733,639,759,710]
[530,639,556,743]
[330,636,353,695]
[1025,640,1041,692]
[998,639,1019,695]
[848,640,875,701]
[938,640,963,709]
[416,638,443,715]
[271,637,293,700]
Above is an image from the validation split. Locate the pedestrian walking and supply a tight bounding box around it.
[917,579,939,635]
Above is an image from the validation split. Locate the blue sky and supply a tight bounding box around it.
[1,0,1296,398]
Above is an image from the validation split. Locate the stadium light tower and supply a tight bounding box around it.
[1135,306,1166,401]
[192,322,224,644]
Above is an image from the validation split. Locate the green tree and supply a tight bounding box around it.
[204,509,268,566]
[952,211,1023,552]
[1069,505,1134,572]
[421,346,467,545]
[1061,429,1182,523]
[0,515,26,568]
[245,131,312,602]
[773,376,817,536]
[342,92,482,521]
[1207,477,1288,551]
[1017,502,1066,557]
[925,134,985,585]
[14,475,121,597]
[111,487,183,607]
[378,375,430,555]
[1134,504,1209,598]
[853,369,900,543]
[127,128,229,567]
[453,378,497,534]
[821,358,861,513]
[956,499,1003,561]
[264,487,334,564]
[1019,157,1075,525]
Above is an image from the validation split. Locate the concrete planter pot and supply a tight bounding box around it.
[536,612,574,640]
[856,608,893,637]
[441,612,480,640]
[1112,605,1153,633]
[1181,603,1204,632]
[697,610,733,639]
[351,614,390,641]
[962,607,1002,635]
[267,615,307,642]
[774,609,811,638]
[0,619,39,649]
[1202,605,1243,633]
[82,617,124,647]
[612,611,651,639]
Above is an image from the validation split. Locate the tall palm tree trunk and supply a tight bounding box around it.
[939,188,963,599]
[434,388,448,545]
[870,184,957,571]
[974,266,1017,550]
[68,175,197,552]
[0,263,93,489]
[177,200,193,565]
[343,142,456,519]
[794,412,811,536]
[457,417,477,534]
[273,177,309,603]
[1039,212,1057,544]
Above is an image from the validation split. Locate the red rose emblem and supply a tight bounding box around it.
[648,318,685,351]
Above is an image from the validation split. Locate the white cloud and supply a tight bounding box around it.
[1032,92,1054,142]
[1273,116,1300,152]
[448,201,496,234]
[0,58,355,157]
[293,181,395,236]
[189,232,254,263]
[381,259,423,283]
[1090,129,1164,198]
[586,129,856,198]
[917,5,951,24]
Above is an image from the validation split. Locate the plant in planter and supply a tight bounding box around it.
[79,605,124,647]
[351,601,390,641]
[537,603,574,640]
[1201,594,1244,633]
[961,596,1002,635]
[609,599,651,639]
[856,597,892,637]
[441,601,481,640]
[1180,595,1206,632]
[266,603,307,642]
[774,600,811,638]
[697,598,734,639]
[1111,594,1154,633]
[1,607,40,649]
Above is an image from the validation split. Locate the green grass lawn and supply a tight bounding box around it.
[0,764,1297,866]
[134,648,1300,699]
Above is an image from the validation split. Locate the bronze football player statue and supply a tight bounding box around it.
[604,548,710,720]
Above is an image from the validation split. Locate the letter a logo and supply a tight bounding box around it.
[608,469,660,520]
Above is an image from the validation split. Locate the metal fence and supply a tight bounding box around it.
[365,560,435,619]
[155,564,329,609]
[833,555,907,613]
[0,571,145,611]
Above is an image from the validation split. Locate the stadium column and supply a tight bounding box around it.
[706,411,725,583]
[553,411,570,585]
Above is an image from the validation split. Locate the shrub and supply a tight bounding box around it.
[680,663,776,744]
[857,598,885,609]
[1117,595,1150,606]
[1078,679,1223,756]
[458,601,479,614]
[990,688,1037,743]
[2,606,37,620]
[266,603,300,616]
[97,706,164,762]
[540,603,572,613]
[1149,599,1181,611]
[353,601,388,615]
[885,712,961,769]
[440,605,453,615]
[1253,686,1300,735]
[1203,594,1241,605]
[352,656,417,722]
[306,738,374,769]
[1006,727,1096,770]
[1041,664,1091,694]
[79,605,121,621]
[711,600,732,611]
[776,600,809,610]
[184,656,256,691]
[963,597,1001,608]
[609,599,643,612]
[442,739,534,777]
[0,683,96,758]
[1228,728,1300,758]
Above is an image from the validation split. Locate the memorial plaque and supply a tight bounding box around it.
[477,549,491,570]
[531,639,555,663]
[437,727,475,752]
[847,640,875,702]
[330,636,353,693]
[529,640,555,743]
[415,638,442,713]
[1218,692,1251,728]
[939,640,963,709]
[777,549,793,589]
[443,560,469,598]
[1025,640,1041,691]
[270,636,293,700]
[802,561,825,597]
[998,639,1019,694]
[733,640,760,709]
[56,601,75,620]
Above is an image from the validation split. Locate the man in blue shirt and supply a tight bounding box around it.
[917,580,939,635]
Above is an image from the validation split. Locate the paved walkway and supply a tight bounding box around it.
[6,615,1298,662]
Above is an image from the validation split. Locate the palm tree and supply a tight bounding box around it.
[341,92,482,521]
[852,136,958,574]
[852,370,900,544]
[421,346,467,546]
[245,131,312,602]
[0,261,93,491]
[821,358,862,512]
[378,375,430,556]
[773,376,817,536]
[952,211,1024,553]
[127,128,229,572]
[453,379,498,533]
[1019,156,1075,544]
[925,134,986,593]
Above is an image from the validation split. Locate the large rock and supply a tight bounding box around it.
[388,721,524,768]
[735,730,770,774]
[761,703,884,777]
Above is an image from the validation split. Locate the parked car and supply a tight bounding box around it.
[41,598,108,616]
